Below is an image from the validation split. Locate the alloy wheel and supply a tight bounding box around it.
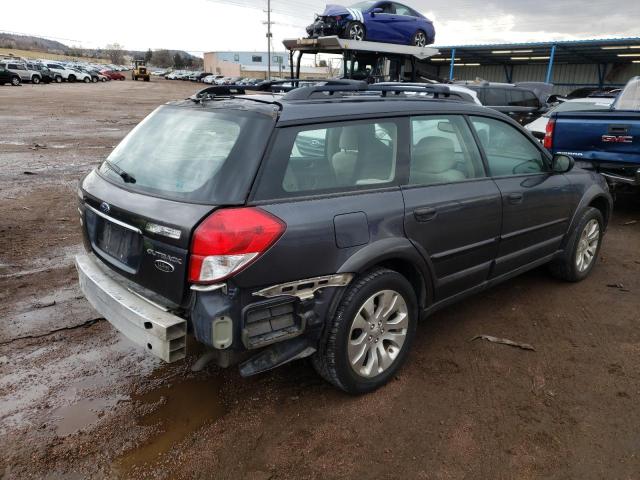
[575,219,600,272]
[347,289,408,378]
[414,32,426,47]
[349,24,365,41]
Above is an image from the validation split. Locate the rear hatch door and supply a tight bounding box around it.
[81,103,276,304]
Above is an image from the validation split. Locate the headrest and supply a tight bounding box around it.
[413,136,456,173]
[339,127,359,150]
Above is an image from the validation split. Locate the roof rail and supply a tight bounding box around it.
[281,81,451,101]
[282,80,369,100]
[369,83,451,98]
[189,85,247,102]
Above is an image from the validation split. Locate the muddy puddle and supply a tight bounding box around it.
[112,375,225,475]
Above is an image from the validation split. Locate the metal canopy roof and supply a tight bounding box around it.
[427,37,640,66]
[283,36,439,60]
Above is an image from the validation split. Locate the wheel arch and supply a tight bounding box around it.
[561,185,612,250]
[337,238,434,311]
[588,195,611,229]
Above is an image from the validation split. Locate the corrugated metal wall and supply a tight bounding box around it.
[423,62,640,95]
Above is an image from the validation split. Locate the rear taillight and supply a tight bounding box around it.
[543,118,555,150]
[188,208,285,284]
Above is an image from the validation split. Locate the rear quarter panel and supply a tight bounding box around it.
[236,190,409,289]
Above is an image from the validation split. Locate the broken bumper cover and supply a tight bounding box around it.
[75,253,187,362]
[306,19,343,38]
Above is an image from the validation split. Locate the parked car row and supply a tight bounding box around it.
[0,56,130,86]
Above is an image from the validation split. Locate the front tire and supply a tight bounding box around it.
[411,30,427,47]
[312,268,417,394]
[549,207,603,282]
[345,21,366,41]
[83,76,90,83]
[32,76,40,84]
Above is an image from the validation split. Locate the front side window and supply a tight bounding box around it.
[410,115,485,186]
[255,120,399,199]
[470,116,546,176]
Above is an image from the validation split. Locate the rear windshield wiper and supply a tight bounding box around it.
[104,159,136,184]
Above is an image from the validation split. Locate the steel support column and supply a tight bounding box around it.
[449,48,456,81]
[503,64,514,83]
[545,44,556,84]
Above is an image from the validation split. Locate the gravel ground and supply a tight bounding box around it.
[1,79,639,480]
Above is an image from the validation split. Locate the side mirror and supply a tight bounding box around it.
[371,7,383,15]
[552,154,574,174]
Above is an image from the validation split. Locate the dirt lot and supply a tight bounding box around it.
[1,79,640,480]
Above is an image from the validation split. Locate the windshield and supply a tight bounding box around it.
[98,105,274,203]
[351,1,375,10]
[615,77,640,111]
[544,99,613,117]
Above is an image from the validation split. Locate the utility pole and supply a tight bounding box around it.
[266,0,272,79]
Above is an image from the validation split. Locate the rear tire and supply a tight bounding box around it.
[345,21,366,41]
[411,30,427,47]
[549,207,603,282]
[312,268,417,394]
[92,77,98,83]
[83,76,90,83]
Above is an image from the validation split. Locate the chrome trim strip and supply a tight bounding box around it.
[85,203,142,234]
[253,273,354,300]
[191,283,227,293]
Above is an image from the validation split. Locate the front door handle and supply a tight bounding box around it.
[414,207,437,222]
[508,193,523,204]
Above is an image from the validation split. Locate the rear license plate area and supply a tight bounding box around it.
[94,218,142,271]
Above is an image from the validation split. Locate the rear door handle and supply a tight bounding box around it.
[508,193,523,204]
[413,207,437,222]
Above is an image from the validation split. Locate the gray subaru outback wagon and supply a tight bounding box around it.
[75,82,612,394]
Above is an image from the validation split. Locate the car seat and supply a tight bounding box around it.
[411,136,466,185]
[332,127,360,185]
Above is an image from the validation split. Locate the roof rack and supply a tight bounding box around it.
[189,85,247,102]
[369,83,451,98]
[281,81,451,101]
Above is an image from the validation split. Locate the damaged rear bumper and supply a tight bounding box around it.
[75,253,187,362]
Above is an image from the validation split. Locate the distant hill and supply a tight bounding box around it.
[0,33,68,53]
[0,33,199,65]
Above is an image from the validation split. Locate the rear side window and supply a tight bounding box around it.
[410,115,485,186]
[255,119,401,199]
[98,105,274,203]
[482,88,508,106]
[470,116,546,176]
[508,90,539,108]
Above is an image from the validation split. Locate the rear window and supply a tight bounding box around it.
[98,105,274,203]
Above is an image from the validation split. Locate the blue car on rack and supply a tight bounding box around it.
[306,1,435,47]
